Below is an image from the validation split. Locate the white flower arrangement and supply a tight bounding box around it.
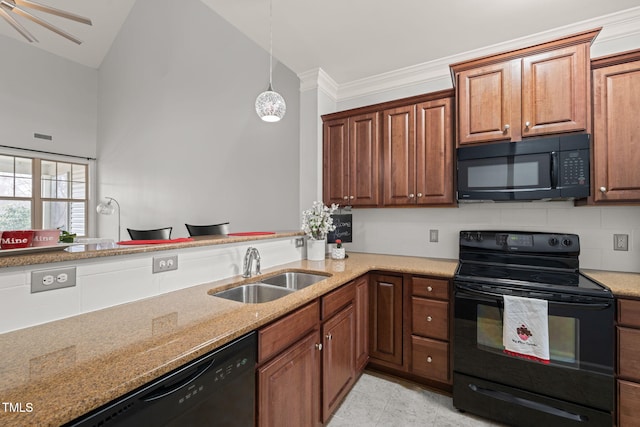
[302,201,339,240]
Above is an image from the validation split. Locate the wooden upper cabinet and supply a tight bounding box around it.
[383,95,455,206]
[415,98,454,205]
[592,49,640,203]
[383,105,416,205]
[521,44,589,137]
[323,118,349,206]
[323,113,380,207]
[452,28,599,145]
[457,61,519,144]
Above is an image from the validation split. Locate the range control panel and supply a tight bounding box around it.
[460,230,580,254]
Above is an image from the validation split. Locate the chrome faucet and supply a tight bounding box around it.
[242,247,261,278]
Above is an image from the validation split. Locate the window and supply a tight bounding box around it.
[0,154,88,236]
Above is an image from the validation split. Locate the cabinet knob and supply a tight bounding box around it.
[600,187,607,193]
[326,333,332,341]
[427,286,433,292]
[417,193,423,198]
[503,124,510,132]
[427,356,433,363]
[426,315,433,322]
[409,194,415,199]
[349,195,354,200]
[343,196,349,200]
[525,121,531,129]
[315,343,323,351]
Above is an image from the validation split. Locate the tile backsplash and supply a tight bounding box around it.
[349,202,640,273]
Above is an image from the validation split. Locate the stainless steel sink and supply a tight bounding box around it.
[212,283,294,304]
[259,271,329,290]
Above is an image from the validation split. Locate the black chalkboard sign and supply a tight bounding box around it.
[327,214,352,243]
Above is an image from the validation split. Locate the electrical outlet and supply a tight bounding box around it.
[153,255,178,273]
[614,234,629,251]
[31,267,76,293]
[429,229,439,243]
[295,237,305,248]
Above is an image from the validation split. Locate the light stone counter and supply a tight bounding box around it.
[0,250,637,426]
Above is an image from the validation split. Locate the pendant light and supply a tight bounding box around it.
[255,0,286,122]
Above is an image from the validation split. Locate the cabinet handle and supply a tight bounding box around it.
[600,187,607,193]
[409,194,415,199]
[343,196,349,200]
[326,333,332,341]
[427,356,433,363]
[503,124,510,132]
[315,343,323,351]
[349,195,354,200]
[417,193,423,198]
[427,286,433,292]
[525,121,531,129]
[426,316,433,322]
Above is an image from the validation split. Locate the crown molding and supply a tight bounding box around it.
[298,68,338,101]
[317,6,640,102]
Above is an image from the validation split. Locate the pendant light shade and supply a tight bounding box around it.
[255,0,285,122]
[256,84,286,122]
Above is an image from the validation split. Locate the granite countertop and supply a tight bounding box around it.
[0,251,637,426]
[0,231,303,268]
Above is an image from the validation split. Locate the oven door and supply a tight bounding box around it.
[454,281,614,412]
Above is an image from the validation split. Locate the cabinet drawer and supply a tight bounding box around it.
[618,380,640,427]
[619,327,640,382]
[259,301,319,363]
[619,299,640,328]
[411,335,450,383]
[322,280,356,320]
[412,297,448,341]
[412,277,449,300]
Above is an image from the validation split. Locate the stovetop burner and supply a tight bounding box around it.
[454,230,612,297]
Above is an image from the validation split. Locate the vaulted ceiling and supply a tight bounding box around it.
[2,0,639,83]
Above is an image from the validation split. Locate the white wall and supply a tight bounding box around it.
[97,0,301,240]
[0,35,98,159]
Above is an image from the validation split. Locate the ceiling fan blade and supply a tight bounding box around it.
[11,0,91,25]
[9,4,82,44]
[0,4,37,42]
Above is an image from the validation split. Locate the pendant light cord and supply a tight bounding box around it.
[269,0,273,88]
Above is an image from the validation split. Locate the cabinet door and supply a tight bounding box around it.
[618,380,640,427]
[258,331,322,427]
[369,274,403,366]
[415,98,454,205]
[383,105,416,205]
[355,275,369,372]
[457,61,519,144]
[593,60,640,202]
[349,113,380,207]
[323,118,350,206]
[322,304,355,422]
[521,44,589,137]
[619,327,640,383]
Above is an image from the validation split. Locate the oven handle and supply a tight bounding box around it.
[455,284,612,309]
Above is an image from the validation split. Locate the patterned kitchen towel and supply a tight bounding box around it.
[502,294,550,363]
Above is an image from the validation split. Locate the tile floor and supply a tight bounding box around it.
[327,371,504,427]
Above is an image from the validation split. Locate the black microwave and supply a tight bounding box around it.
[456,134,590,202]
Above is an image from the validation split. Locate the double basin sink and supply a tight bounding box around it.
[212,271,330,304]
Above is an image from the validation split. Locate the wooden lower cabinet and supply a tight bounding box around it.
[369,273,404,368]
[354,275,369,372]
[258,276,369,426]
[258,331,321,427]
[411,335,449,383]
[322,304,355,422]
[617,298,640,426]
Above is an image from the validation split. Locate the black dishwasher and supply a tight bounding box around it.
[67,331,256,427]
